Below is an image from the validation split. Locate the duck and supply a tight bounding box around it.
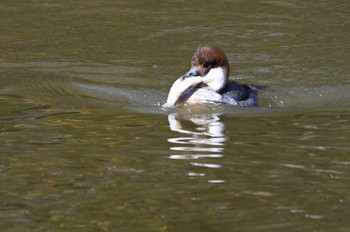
[165,45,262,107]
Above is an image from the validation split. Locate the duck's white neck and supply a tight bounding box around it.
[202,67,227,92]
[165,75,202,107]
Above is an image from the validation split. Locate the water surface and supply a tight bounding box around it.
[0,0,349,231]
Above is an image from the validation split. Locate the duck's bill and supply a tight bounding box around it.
[181,67,198,80]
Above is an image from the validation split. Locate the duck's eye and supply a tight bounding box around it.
[203,62,210,68]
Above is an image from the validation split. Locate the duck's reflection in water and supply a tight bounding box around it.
[167,113,226,183]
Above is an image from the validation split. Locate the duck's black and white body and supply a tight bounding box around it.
[165,46,260,107]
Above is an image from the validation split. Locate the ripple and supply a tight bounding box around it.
[208,179,226,183]
[168,137,226,146]
[170,147,224,153]
[189,162,222,169]
[265,84,350,109]
[300,145,350,152]
[187,172,205,177]
[169,154,223,160]
[305,214,325,220]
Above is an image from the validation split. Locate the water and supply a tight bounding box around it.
[1,0,350,231]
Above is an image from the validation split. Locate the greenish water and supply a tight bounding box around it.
[1,1,349,231]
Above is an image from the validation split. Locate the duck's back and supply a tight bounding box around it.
[178,81,259,106]
[220,81,258,106]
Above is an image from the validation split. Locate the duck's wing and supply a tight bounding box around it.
[220,81,263,106]
[220,81,253,101]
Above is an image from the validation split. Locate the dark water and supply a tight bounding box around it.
[1,1,350,231]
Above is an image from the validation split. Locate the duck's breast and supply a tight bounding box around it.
[185,87,223,104]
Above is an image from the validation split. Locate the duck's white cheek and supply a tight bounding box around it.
[202,67,226,92]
